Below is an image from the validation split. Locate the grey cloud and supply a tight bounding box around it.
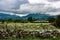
[0,8,29,14]
[47,8,60,12]
[0,0,29,12]
[19,0,29,4]
[0,0,19,10]
[48,0,60,2]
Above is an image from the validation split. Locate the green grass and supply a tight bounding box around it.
[4,23,57,31]
[0,37,60,40]
[0,22,59,31]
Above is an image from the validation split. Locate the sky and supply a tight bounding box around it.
[0,0,60,17]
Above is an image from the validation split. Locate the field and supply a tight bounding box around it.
[4,23,58,31]
[0,23,60,40]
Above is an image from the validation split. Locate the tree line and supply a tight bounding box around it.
[0,17,36,23]
[0,15,60,28]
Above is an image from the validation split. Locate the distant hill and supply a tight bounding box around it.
[0,13,21,19]
[22,14,56,19]
[0,13,56,20]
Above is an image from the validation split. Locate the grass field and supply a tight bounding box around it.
[5,23,58,31]
[0,23,60,40]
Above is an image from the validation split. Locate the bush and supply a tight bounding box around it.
[47,17,55,23]
[53,15,60,27]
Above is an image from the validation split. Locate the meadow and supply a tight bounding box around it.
[4,23,59,31]
[0,23,60,40]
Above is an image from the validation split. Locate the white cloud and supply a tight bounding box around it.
[0,11,28,17]
[0,12,15,15]
[19,0,60,16]
[15,14,28,17]
[19,3,60,15]
[28,0,50,4]
[46,12,60,15]
[20,4,50,13]
[50,1,60,8]
[28,0,60,8]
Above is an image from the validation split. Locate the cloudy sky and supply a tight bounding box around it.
[0,0,60,17]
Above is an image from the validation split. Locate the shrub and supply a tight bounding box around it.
[53,15,60,27]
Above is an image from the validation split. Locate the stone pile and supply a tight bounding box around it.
[0,29,60,38]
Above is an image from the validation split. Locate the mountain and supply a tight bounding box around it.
[0,13,21,20]
[22,14,56,19]
[0,13,56,20]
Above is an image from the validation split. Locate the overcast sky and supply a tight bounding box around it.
[0,0,60,17]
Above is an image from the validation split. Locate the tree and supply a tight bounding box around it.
[6,18,13,23]
[53,15,60,27]
[13,19,21,23]
[27,17,33,22]
[1,20,5,24]
[47,17,55,23]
